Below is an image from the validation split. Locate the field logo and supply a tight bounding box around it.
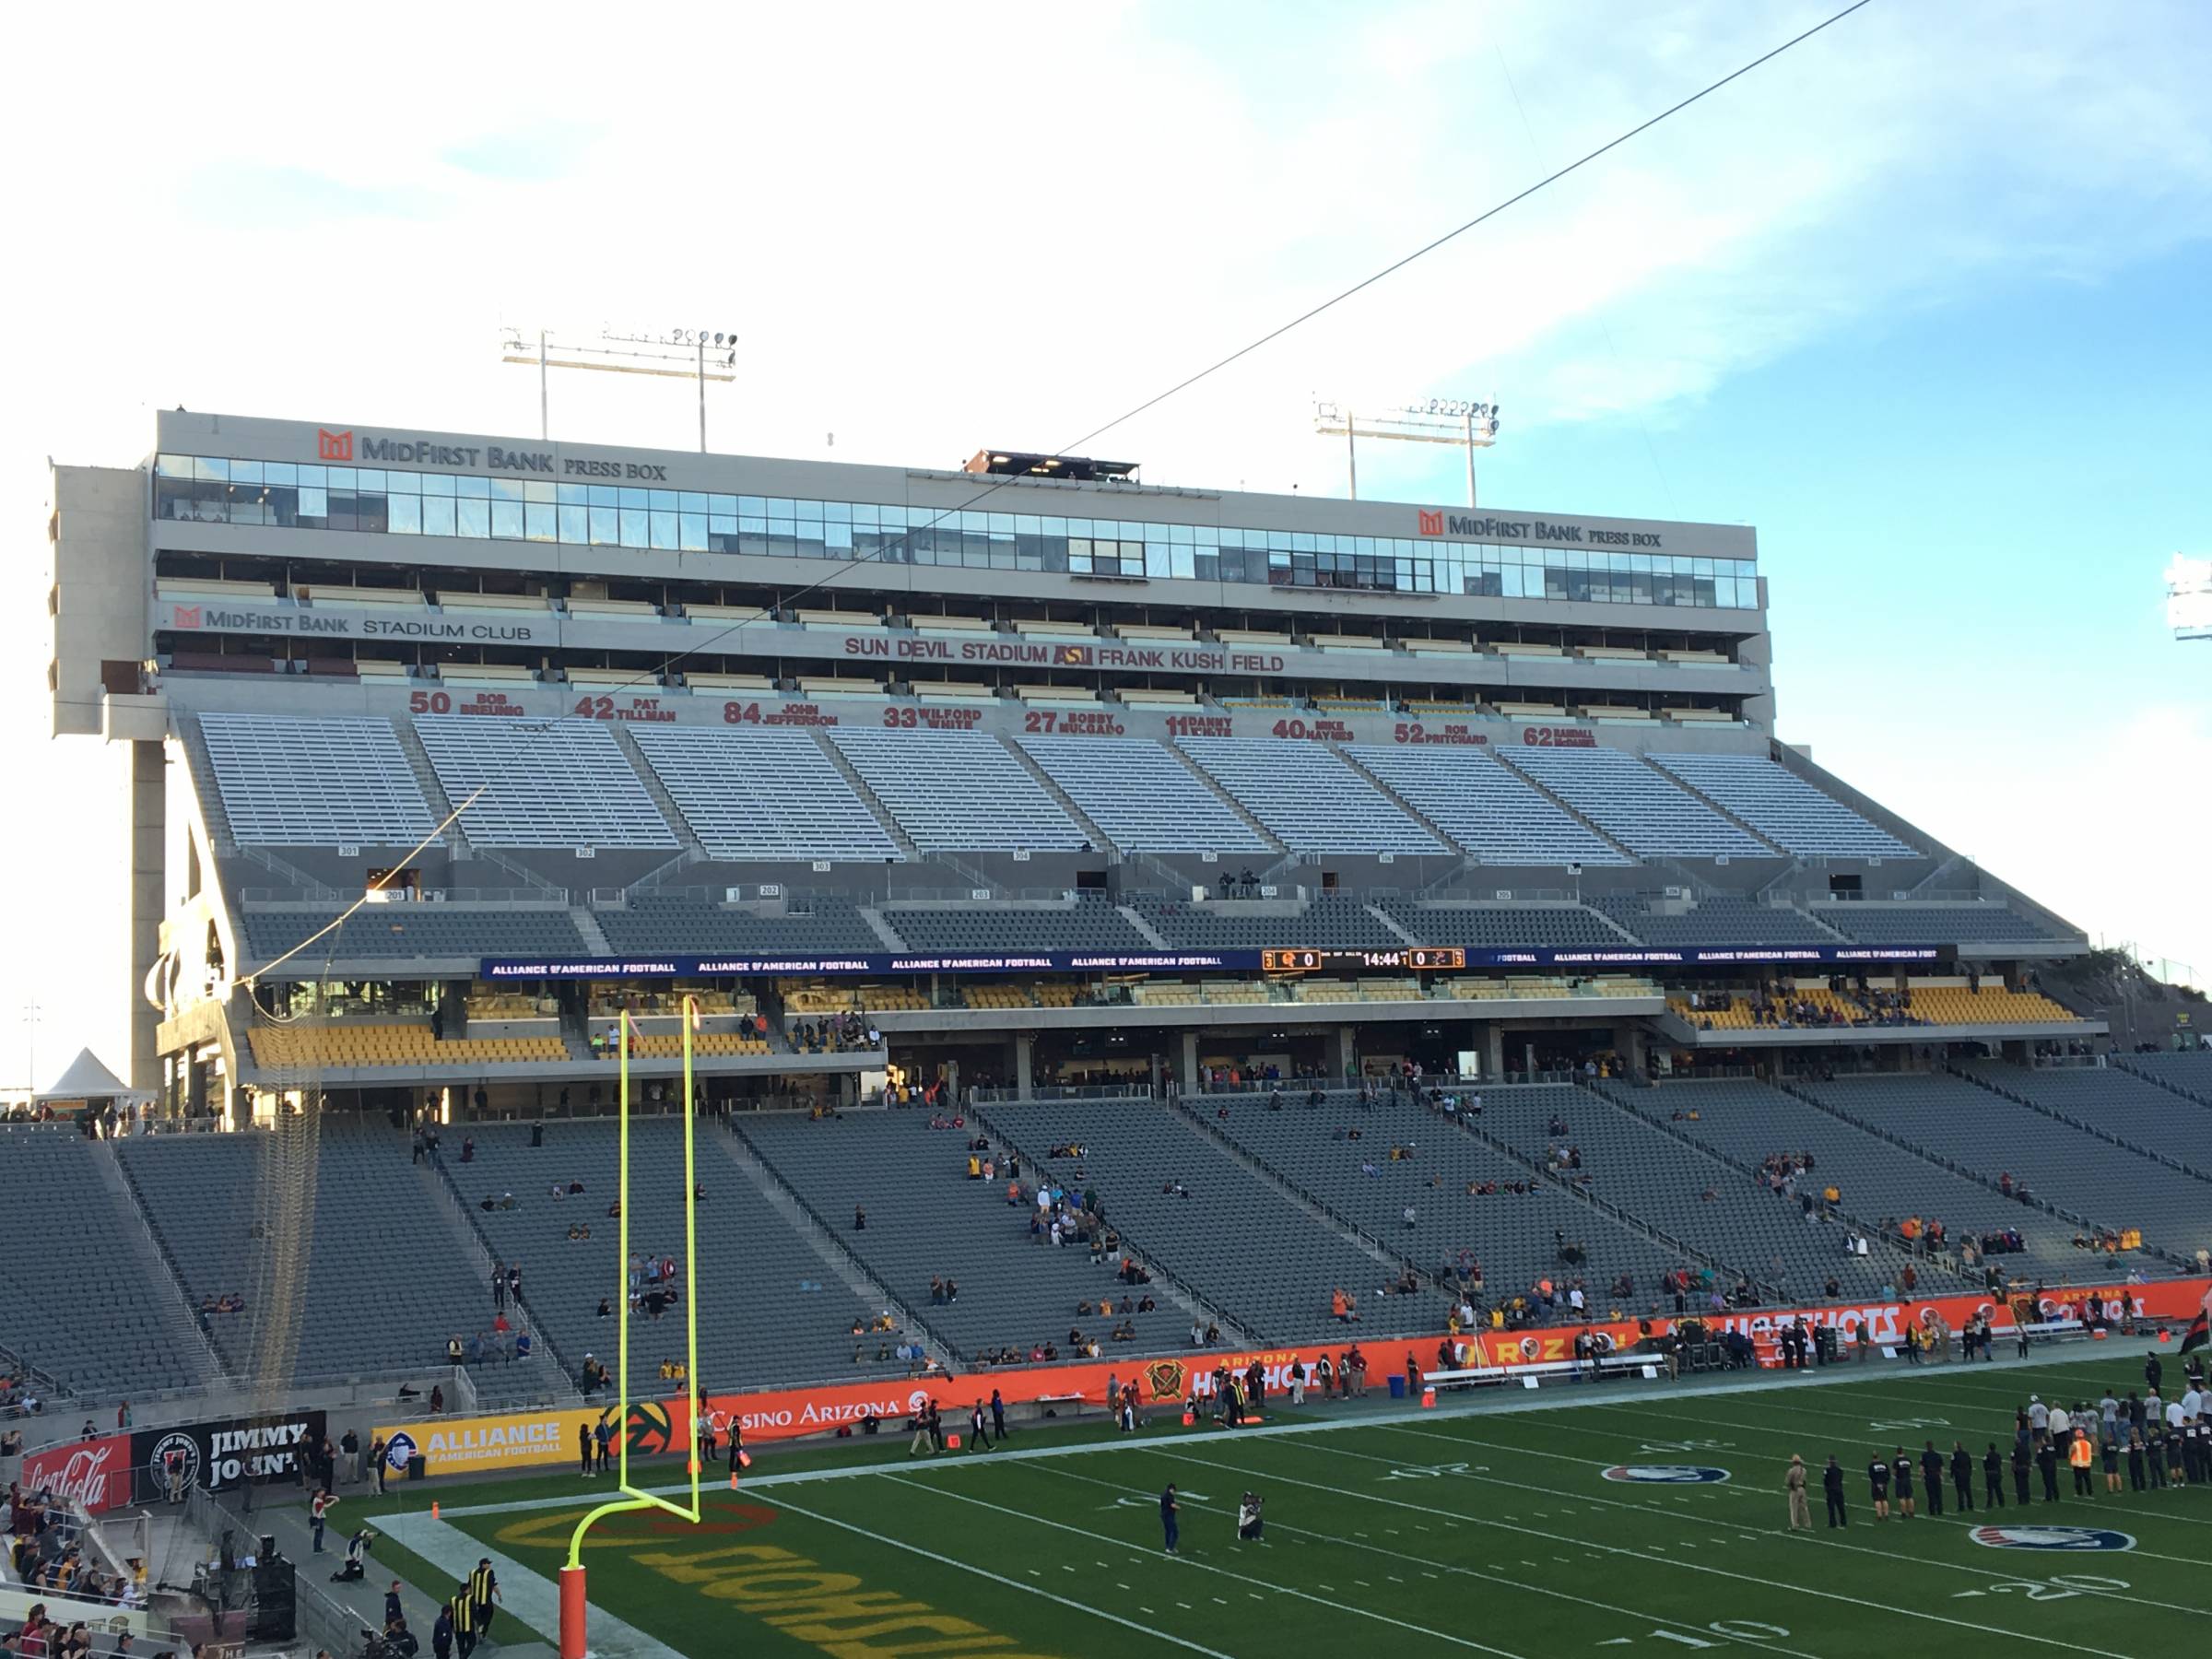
[1970,1524,2135,1553]
[1603,1464,1731,1484]
[317,429,354,461]
[382,1431,418,1472]
[1143,1359,1188,1402]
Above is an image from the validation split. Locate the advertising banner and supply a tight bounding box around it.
[21,1431,133,1515]
[131,1409,326,1497]
[371,1399,681,1480]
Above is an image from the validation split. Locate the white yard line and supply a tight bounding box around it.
[375,1511,681,1659]
[764,1490,1242,1659]
[875,1471,1529,1659]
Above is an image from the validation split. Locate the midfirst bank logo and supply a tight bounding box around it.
[1418,508,1444,535]
[318,429,354,461]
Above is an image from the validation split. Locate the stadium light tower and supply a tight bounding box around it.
[1314,397,1500,505]
[2166,553,2212,641]
[500,325,739,450]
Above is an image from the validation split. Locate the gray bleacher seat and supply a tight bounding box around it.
[1174,739,1446,855]
[830,729,1088,852]
[414,717,677,848]
[1018,737,1269,855]
[1811,904,2058,946]
[1795,1071,2209,1258]
[883,894,1148,954]
[630,727,902,862]
[975,1097,1424,1343]
[1592,1077,2078,1280]
[596,895,883,955]
[1206,1088,1688,1307]
[2122,1053,2212,1104]
[238,906,586,963]
[1962,1060,2212,1176]
[199,712,439,847]
[1650,754,1916,859]
[1379,901,1625,949]
[1503,747,1773,858]
[0,1128,206,1394]
[1473,1084,1894,1303]
[116,1121,504,1387]
[1346,747,1630,866]
[455,1121,918,1390]
[739,1111,1169,1363]
[1131,893,1394,951]
[1597,895,1835,948]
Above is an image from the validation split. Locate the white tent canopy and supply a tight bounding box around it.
[35,1047,156,1105]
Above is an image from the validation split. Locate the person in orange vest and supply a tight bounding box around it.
[2067,1431,2096,1498]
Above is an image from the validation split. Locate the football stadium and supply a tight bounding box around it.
[11,400,2208,1659]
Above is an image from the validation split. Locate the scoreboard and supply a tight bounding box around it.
[1259,947,1467,974]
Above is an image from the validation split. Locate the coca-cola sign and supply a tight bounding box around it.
[22,1433,130,1515]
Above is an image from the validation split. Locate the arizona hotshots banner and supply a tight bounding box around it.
[382,1277,2208,1478]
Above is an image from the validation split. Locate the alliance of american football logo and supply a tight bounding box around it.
[1970,1524,2135,1552]
[623,1402,675,1457]
[1143,1359,1188,1402]
[1602,1465,1732,1484]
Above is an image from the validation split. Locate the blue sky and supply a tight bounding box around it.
[2,0,2206,1083]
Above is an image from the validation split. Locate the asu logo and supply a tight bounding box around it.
[1143,1359,1188,1402]
[1055,644,1092,665]
[1418,508,1444,535]
[317,428,353,462]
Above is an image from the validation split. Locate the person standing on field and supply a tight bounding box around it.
[1785,1455,1811,1530]
[1821,1454,1847,1526]
[1160,1484,1181,1554]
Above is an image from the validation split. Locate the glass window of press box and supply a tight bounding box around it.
[154,453,1760,610]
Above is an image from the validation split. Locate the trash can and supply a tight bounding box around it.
[408,1453,428,1480]
[1387,1374,1406,1400]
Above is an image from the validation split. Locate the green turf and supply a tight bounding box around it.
[423,1351,2212,1658]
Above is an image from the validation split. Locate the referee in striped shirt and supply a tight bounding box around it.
[448,1588,477,1658]
[469,1558,502,1646]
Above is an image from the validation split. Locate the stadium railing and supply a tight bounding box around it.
[969,1083,1154,1102]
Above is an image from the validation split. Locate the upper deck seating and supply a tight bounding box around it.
[198,713,439,846]
[1811,904,2062,947]
[1347,747,1630,866]
[1598,895,1835,948]
[237,906,587,964]
[1174,739,1446,856]
[631,727,901,862]
[1018,737,1269,854]
[1503,747,1774,858]
[883,894,1150,954]
[1378,901,1626,949]
[829,730,1088,852]
[414,718,677,848]
[596,895,884,956]
[1650,753,1916,858]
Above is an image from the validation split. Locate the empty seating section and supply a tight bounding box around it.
[238,906,585,963]
[2123,1053,2212,1102]
[1598,895,1835,948]
[595,895,883,955]
[1018,738,1270,854]
[414,717,677,848]
[884,897,1149,954]
[198,713,438,846]
[0,1129,206,1394]
[1206,1091,1685,1301]
[830,730,1088,851]
[1131,895,1393,950]
[1175,739,1446,855]
[1382,901,1625,949]
[1814,904,2057,946]
[979,1097,1412,1341]
[456,1122,912,1389]
[1795,1073,2210,1251]
[1651,754,1916,858]
[1908,986,2077,1024]
[631,728,901,861]
[1471,1085,1892,1301]
[1347,747,1629,866]
[1504,747,1774,858]
[1608,1078,2080,1277]
[740,1112,1160,1362]
[117,1123,501,1385]
[1962,1061,2212,1172]
[248,1023,568,1069]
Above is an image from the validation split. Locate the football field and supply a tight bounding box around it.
[389,1347,2211,1658]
